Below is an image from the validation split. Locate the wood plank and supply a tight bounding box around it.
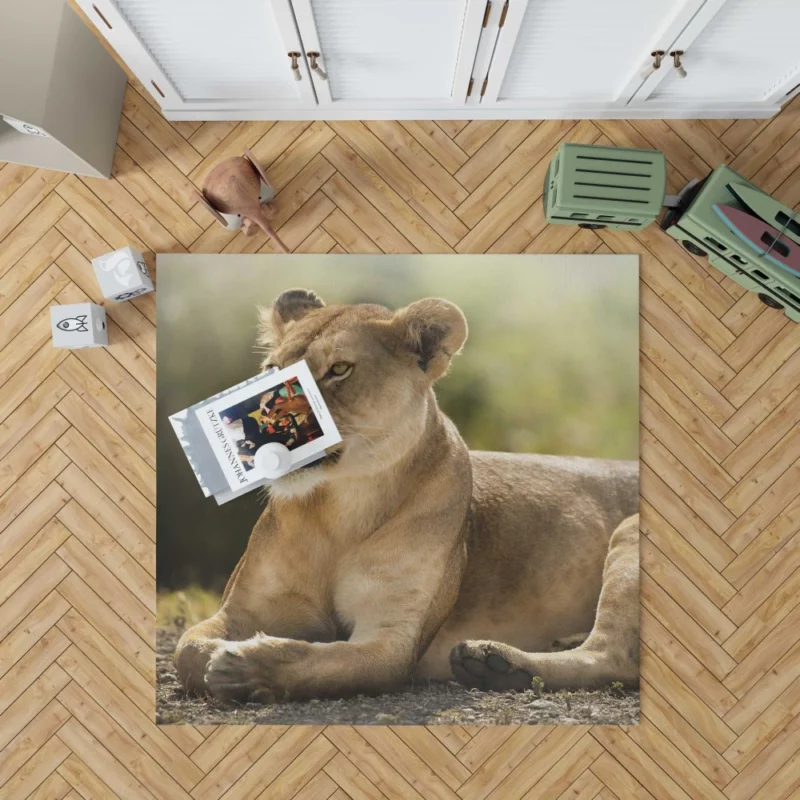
[56,720,157,800]
[264,121,336,191]
[640,463,736,572]
[454,121,506,156]
[722,349,800,445]
[56,571,154,682]
[0,163,36,207]
[722,494,800,588]
[122,84,201,175]
[55,427,154,539]
[455,120,576,229]
[111,147,202,248]
[641,500,736,608]
[329,122,467,246]
[640,356,735,464]
[55,392,154,504]
[187,122,238,157]
[56,500,154,607]
[641,400,736,510]
[116,115,201,211]
[57,681,193,800]
[640,677,737,790]
[0,229,68,316]
[55,355,154,468]
[0,169,64,244]
[641,320,736,427]
[0,588,68,681]
[55,462,153,575]
[400,121,469,174]
[364,120,469,209]
[454,121,540,191]
[189,727,286,800]
[0,193,69,279]
[321,175,413,253]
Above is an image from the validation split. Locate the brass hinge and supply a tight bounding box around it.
[480,77,488,97]
[467,77,474,97]
[499,0,509,27]
[482,0,492,27]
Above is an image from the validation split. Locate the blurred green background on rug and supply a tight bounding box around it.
[157,254,639,591]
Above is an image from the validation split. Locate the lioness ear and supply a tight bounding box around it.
[392,298,467,380]
[274,288,325,325]
[257,288,325,354]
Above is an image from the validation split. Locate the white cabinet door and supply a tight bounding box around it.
[478,0,707,110]
[631,0,800,109]
[75,0,316,112]
[289,0,487,108]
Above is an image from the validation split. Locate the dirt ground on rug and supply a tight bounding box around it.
[156,628,639,726]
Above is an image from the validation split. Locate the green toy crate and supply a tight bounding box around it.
[543,143,666,231]
[661,165,800,322]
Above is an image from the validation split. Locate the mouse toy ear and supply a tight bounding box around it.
[243,149,274,192]
[196,190,229,227]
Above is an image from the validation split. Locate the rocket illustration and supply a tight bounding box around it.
[56,315,89,332]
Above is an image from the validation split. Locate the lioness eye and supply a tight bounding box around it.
[328,362,352,378]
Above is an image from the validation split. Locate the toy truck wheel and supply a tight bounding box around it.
[758,293,784,310]
[682,240,707,257]
[578,223,606,230]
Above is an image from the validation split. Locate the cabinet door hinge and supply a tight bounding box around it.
[480,77,488,97]
[482,1,492,27]
[467,77,475,97]
[499,0,509,27]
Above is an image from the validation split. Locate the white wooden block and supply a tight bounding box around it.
[91,246,154,301]
[51,303,108,348]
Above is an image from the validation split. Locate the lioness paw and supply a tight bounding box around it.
[204,635,311,704]
[450,640,535,692]
[205,641,268,704]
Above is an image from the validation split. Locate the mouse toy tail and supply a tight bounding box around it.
[254,213,290,253]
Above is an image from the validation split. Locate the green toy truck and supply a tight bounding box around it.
[544,143,800,322]
[660,165,800,322]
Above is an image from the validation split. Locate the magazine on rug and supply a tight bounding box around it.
[169,360,341,503]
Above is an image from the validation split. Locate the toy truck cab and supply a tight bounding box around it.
[661,165,800,322]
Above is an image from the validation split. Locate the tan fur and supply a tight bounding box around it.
[175,290,639,702]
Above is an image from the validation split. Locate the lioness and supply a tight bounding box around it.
[176,289,639,702]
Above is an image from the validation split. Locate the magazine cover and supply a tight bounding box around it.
[194,361,341,490]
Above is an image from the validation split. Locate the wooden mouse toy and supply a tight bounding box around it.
[197,149,289,253]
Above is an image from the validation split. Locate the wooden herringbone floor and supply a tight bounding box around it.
[2,72,800,798]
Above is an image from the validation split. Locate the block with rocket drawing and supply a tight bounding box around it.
[50,302,107,349]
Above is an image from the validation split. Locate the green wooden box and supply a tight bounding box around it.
[661,164,800,322]
[543,143,666,231]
